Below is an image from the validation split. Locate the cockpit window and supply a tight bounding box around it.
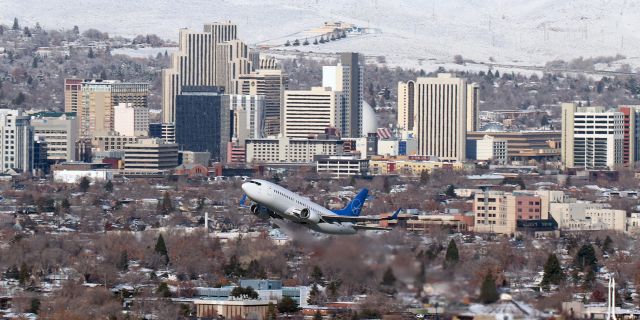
[248,180,261,186]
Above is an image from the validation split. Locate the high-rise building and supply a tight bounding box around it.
[561,103,624,169]
[397,80,415,133]
[64,78,83,114]
[124,138,179,175]
[31,112,78,163]
[413,73,469,162]
[229,94,264,145]
[618,105,640,165]
[149,123,176,143]
[175,86,231,162]
[162,22,252,123]
[283,87,342,139]
[236,69,287,136]
[466,83,479,132]
[0,109,33,172]
[79,80,149,138]
[114,103,149,137]
[322,53,363,138]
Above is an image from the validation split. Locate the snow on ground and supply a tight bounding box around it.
[2,0,640,70]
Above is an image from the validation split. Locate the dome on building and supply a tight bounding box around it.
[362,101,378,135]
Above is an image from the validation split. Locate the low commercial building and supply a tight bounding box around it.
[473,191,546,235]
[92,133,139,152]
[180,151,210,166]
[467,130,560,162]
[246,136,343,164]
[53,169,114,183]
[474,134,508,164]
[124,138,179,175]
[550,201,626,232]
[194,299,276,320]
[369,156,464,175]
[315,155,369,178]
[31,112,78,163]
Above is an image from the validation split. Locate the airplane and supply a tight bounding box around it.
[240,179,401,235]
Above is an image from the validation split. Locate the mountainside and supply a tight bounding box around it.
[2,0,640,69]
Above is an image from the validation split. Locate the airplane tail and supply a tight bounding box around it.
[332,188,368,217]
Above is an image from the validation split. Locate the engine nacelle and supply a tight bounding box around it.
[290,207,320,224]
[250,204,270,220]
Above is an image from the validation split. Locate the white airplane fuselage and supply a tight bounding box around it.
[241,179,358,235]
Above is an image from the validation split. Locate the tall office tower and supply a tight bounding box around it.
[114,103,149,137]
[31,113,78,162]
[466,83,479,132]
[562,103,624,169]
[236,69,287,136]
[215,40,252,94]
[175,86,231,162]
[618,105,640,165]
[397,80,416,133]
[322,53,363,138]
[0,109,33,172]
[64,78,83,113]
[414,73,468,162]
[283,87,342,139]
[229,94,265,145]
[149,123,176,143]
[162,22,249,123]
[79,80,149,138]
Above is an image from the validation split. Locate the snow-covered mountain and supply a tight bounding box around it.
[2,0,640,69]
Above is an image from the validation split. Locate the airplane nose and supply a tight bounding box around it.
[241,183,250,194]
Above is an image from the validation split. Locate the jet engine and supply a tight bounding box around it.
[250,204,271,220]
[290,207,320,224]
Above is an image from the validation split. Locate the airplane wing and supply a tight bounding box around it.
[352,225,393,231]
[321,208,402,223]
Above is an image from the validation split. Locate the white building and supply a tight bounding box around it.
[53,170,114,183]
[550,201,627,232]
[413,74,472,162]
[476,135,508,164]
[229,94,265,145]
[181,151,211,166]
[246,137,344,164]
[0,109,33,173]
[114,102,149,137]
[124,138,179,175]
[31,113,78,162]
[322,53,363,138]
[315,155,369,178]
[283,87,342,138]
[562,104,624,169]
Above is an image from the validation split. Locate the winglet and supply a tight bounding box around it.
[386,208,402,220]
[239,194,248,207]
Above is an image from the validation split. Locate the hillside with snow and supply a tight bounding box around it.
[2,0,640,70]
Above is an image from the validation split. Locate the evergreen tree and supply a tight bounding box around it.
[574,243,598,271]
[602,235,614,254]
[445,185,456,197]
[88,47,95,58]
[157,282,171,297]
[79,176,90,192]
[479,272,499,304]
[29,298,40,314]
[12,18,19,30]
[381,267,396,286]
[0,25,4,35]
[443,239,460,269]
[60,198,71,214]
[540,253,564,287]
[12,92,25,105]
[307,283,322,305]
[72,25,80,35]
[311,265,324,284]
[100,70,107,80]
[246,259,266,278]
[419,170,430,184]
[31,58,38,68]
[117,250,129,271]
[155,233,169,264]
[159,191,173,215]
[18,262,29,286]
[104,180,113,193]
[266,302,277,320]
[277,296,299,313]
[230,286,259,299]
[23,27,31,37]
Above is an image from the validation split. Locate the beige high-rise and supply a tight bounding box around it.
[414,73,468,162]
[236,69,287,136]
[398,77,477,138]
[80,80,149,138]
[64,78,83,114]
[162,22,254,123]
[283,87,342,139]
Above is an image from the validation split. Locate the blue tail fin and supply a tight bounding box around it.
[332,188,368,217]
